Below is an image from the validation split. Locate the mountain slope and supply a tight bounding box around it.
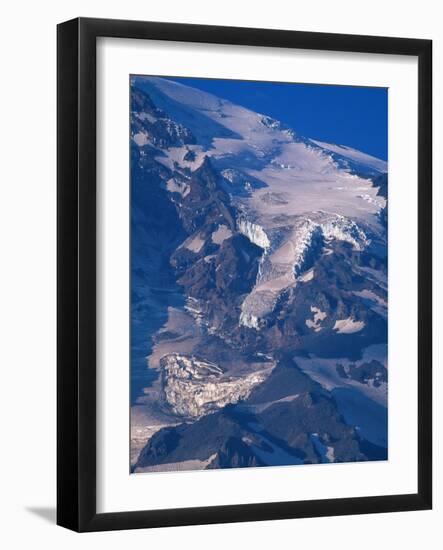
[130,77,388,471]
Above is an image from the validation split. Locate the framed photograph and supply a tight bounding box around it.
[57,17,432,532]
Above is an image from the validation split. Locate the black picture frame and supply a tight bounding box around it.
[57,17,432,532]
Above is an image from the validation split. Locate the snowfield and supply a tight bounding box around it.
[132,76,386,330]
[311,139,388,174]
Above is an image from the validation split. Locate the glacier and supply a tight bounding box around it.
[130,76,388,471]
[160,353,272,418]
[131,76,385,330]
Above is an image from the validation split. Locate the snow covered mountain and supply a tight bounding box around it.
[130,77,388,471]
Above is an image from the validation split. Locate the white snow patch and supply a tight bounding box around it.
[326,446,335,462]
[133,132,149,146]
[238,219,270,249]
[211,224,232,245]
[134,454,217,473]
[298,268,314,282]
[166,178,189,197]
[242,394,300,414]
[181,233,205,253]
[333,317,365,334]
[137,112,157,124]
[305,306,327,332]
[239,311,260,330]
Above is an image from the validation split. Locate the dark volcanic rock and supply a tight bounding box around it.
[257,391,365,463]
[183,149,196,162]
[176,234,261,305]
[374,172,388,199]
[206,437,265,469]
[176,156,236,234]
[167,158,264,331]
[336,359,387,387]
[131,86,196,148]
[136,407,254,468]
[131,86,161,117]
[136,427,182,466]
[215,235,262,294]
[248,356,321,404]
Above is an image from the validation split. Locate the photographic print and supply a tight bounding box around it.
[130,75,388,473]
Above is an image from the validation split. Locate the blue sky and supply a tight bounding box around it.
[169,77,388,161]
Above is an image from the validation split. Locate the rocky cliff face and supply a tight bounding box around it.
[130,77,388,471]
